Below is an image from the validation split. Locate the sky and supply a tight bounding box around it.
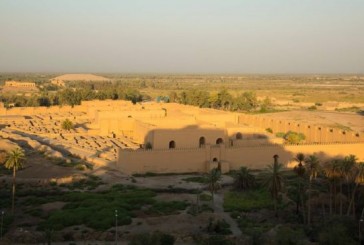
[0,0,364,74]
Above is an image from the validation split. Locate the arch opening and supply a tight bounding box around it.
[169,140,176,149]
[199,137,206,148]
[216,138,224,145]
[236,132,243,140]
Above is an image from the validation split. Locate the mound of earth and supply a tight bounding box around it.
[51,74,110,82]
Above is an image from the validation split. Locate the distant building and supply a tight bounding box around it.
[4,81,36,88]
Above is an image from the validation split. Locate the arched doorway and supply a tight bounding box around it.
[213,157,221,171]
[169,140,176,149]
[236,132,242,140]
[199,137,206,148]
[216,138,224,145]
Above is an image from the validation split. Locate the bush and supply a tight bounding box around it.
[38,186,156,231]
[193,235,234,245]
[145,142,153,150]
[1,213,14,236]
[276,226,306,244]
[224,189,272,212]
[146,201,188,215]
[61,119,74,131]
[207,218,232,235]
[318,223,356,245]
[284,131,306,144]
[129,231,175,245]
[265,128,273,133]
[200,193,212,201]
[308,105,317,110]
[275,132,285,138]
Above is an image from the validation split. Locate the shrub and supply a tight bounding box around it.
[275,226,306,244]
[146,201,188,215]
[265,128,273,133]
[275,132,285,138]
[38,186,156,231]
[224,189,272,212]
[200,193,212,201]
[193,235,234,245]
[308,105,317,110]
[129,231,175,245]
[284,131,306,144]
[61,119,74,131]
[207,218,232,235]
[145,142,153,150]
[318,223,356,245]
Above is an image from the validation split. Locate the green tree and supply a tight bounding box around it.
[304,155,320,225]
[260,96,273,112]
[260,155,285,217]
[3,148,25,213]
[284,131,306,144]
[233,166,256,190]
[61,119,74,131]
[217,89,233,110]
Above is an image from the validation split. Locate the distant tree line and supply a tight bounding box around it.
[168,89,273,112]
[0,86,147,107]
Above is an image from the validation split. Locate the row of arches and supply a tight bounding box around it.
[167,133,244,149]
[168,137,226,149]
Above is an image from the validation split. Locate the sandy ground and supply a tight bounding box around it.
[256,110,364,132]
[16,153,76,179]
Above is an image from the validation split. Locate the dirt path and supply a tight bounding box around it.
[213,192,242,237]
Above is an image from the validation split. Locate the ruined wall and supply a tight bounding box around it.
[0,105,85,116]
[238,114,363,143]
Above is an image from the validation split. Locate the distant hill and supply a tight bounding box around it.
[50,74,111,86]
[51,74,111,82]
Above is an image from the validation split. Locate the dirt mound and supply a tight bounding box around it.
[51,74,110,82]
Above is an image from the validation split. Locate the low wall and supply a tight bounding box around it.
[117,142,364,174]
[117,148,208,174]
[238,114,364,143]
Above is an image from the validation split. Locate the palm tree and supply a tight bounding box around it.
[305,155,320,225]
[293,153,306,219]
[260,154,285,217]
[207,168,221,203]
[346,162,364,216]
[4,148,25,213]
[233,166,256,190]
[341,155,356,215]
[294,153,305,168]
[323,159,342,215]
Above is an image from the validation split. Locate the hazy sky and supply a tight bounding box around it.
[1,0,363,73]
